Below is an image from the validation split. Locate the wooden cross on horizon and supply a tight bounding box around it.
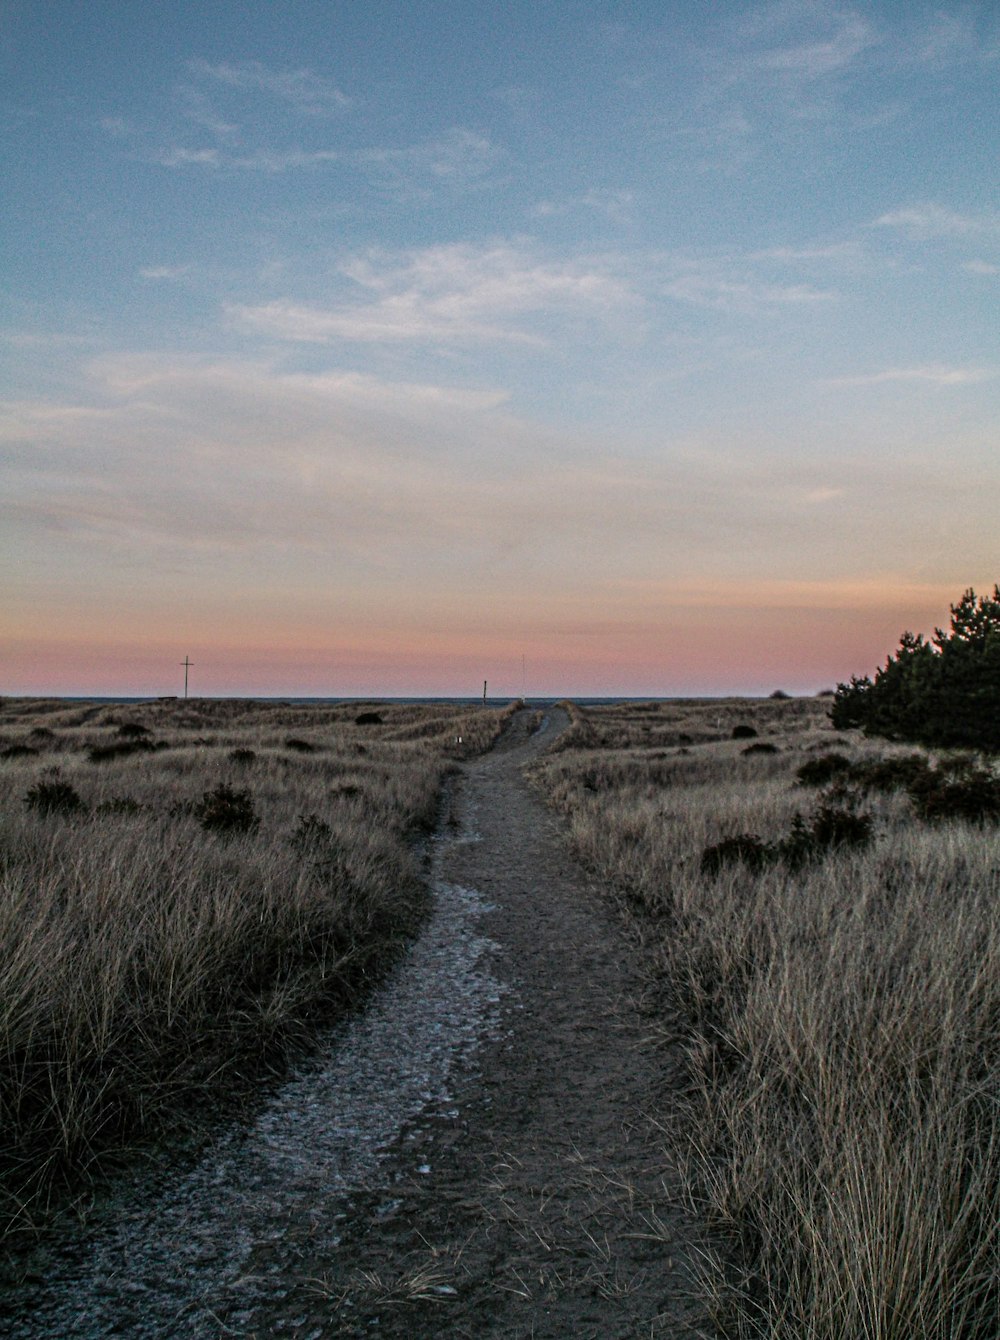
[181,655,193,699]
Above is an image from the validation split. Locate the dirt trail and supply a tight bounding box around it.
[248,708,706,1338]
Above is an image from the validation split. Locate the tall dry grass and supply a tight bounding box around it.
[0,696,516,1242]
[533,698,1000,1339]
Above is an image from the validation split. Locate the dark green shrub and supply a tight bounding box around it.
[796,753,853,786]
[228,748,257,765]
[807,804,874,851]
[2,744,38,759]
[24,778,85,816]
[355,711,383,726]
[28,726,55,741]
[850,754,932,793]
[770,689,791,699]
[831,585,1000,750]
[732,724,758,740]
[701,834,772,876]
[908,766,1000,823]
[88,740,155,763]
[702,802,874,877]
[285,737,315,753]
[116,723,151,739]
[742,742,779,756]
[192,783,259,835]
[776,813,816,869]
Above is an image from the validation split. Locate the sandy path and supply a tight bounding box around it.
[245,708,706,1338]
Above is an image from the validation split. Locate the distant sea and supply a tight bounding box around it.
[31,695,743,706]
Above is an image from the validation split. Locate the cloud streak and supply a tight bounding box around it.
[187,59,351,112]
[874,203,1000,239]
[824,364,996,387]
[229,242,636,346]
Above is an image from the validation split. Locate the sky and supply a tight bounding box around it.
[2,0,997,698]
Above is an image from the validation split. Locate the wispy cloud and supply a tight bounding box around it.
[903,9,999,68]
[532,189,636,223]
[355,128,503,194]
[873,203,1000,239]
[4,356,991,595]
[229,148,342,171]
[229,242,635,346]
[824,364,996,387]
[963,259,1000,276]
[138,265,190,281]
[734,6,877,81]
[153,146,220,168]
[709,1,880,105]
[187,59,351,113]
[664,270,836,311]
[749,242,862,264]
[144,120,497,186]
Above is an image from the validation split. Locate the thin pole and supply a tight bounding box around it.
[181,656,192,699]
[483,679,487,705]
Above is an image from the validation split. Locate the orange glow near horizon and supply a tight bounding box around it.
[4,578,983,699]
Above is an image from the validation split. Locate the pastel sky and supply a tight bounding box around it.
[2,1,997,698]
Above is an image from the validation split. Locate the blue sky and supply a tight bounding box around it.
[2,1,998,696]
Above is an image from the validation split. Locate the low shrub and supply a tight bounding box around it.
[741,742,779,756]
[850,753,931,793]
[228,748,257,765]
[115,723,151,739]
[807,803,874,851]
[702,802,874,875]
[88,740,155,764]
[700,833,771,876]
[908,765,1000,823]
[796,752,853,786]
[24,778,85,816]
[732,725,758,740]
[811,751,1000,822]
[95,796,145,816]
[355,711,383,726]
[285,737,316,753]
[2,744,38,759]
[192,783,259,835]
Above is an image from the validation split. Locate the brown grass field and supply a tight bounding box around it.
[533,696,1000,1339]
[0,696,516,1242]
[3,692,999,1336]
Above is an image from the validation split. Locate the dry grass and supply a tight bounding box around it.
[0,695,517,1242]
[533,697,1000,1339]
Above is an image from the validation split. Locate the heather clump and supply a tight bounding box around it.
[24,777,85,816]
[701,801,873,876]
[796,752,852,786]
[192,782,259,835]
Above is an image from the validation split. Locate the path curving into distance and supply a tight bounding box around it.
[3,709,705,1339]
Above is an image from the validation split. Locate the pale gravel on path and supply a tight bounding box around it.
[247,707,708,1338]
